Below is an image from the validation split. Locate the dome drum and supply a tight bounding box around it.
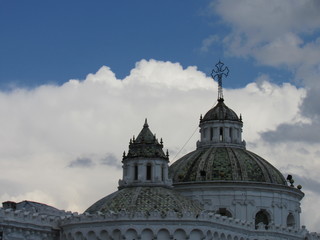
[171,181,304,228]
[198,121,245,149]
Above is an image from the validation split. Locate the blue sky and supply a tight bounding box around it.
[0,0,292,89]
[1,0,320,232]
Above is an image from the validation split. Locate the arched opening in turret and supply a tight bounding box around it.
[219,127,224,142]
[203,128,207,139]
[216,208,232,217]
[287,213,295,227]
[161,165,165,181]
[123,166,127,178]
[146,163,152,180]
[229,128,233,142]
[134,165,138,180]
[255,209,270,229]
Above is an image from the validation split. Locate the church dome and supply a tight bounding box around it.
[85,186,202,216]
[201,98,241,122]
[169,147,287,185]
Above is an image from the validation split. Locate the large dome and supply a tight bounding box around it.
[85,186,202,216]
[169,147,287,185]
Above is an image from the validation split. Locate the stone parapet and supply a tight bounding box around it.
[60,210,306,239]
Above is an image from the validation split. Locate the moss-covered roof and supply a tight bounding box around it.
[169,147,286,185]
[85,187,202,216]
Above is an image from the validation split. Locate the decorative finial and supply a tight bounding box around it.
[211,60,229,101]
[160,138,163,146]
[200,114,203,121]
[144,118,149,128]
[166,149,169,158]
[286,175,294,187]
[123,151,126,158]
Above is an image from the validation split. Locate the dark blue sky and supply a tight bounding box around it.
[0,0,293,89]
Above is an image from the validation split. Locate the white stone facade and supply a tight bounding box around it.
[174,182,304,229]
[1,207,317,240]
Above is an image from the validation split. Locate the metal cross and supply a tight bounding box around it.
[211,60,229,100]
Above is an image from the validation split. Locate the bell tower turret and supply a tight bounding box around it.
[119,119,172,189]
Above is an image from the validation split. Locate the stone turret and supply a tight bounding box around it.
[119,119,172,189]
[198,98,245,149]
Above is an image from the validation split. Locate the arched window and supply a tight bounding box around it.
[203,128,207,139]
[287,213,295,227]
[216,208,232,217]
[146,164,152,180]
[219,127,223,141]
[134,165,138,180]
[255,209,270,229]
[161,165,165,181]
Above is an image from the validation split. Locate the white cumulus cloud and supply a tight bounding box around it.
[1,59,316,230]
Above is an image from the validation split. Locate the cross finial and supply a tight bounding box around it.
[211,60,229,100]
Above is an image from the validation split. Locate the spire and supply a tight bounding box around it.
[211,60,229,101]
[124,119,168,160]
[143,118,149,128]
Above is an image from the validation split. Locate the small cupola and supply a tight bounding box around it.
[197,61,245,149]
[119,119,172,189]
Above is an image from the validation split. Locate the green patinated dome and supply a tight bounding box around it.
[169,147,287,185]
[201,98,241,122]
[85,187,202,216]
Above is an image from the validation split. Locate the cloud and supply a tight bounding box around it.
[200,35,220,52]
[0,59,317,230]
[100,153,121,169]
[211,0,320,81]
[294,175,320,195]
[260,121,320,143]
[212,0,320,54]
[207,0,320,151]
[68,157,95,168]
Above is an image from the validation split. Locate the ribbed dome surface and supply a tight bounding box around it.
[85,187,202,216]
[169,147,286,185]
[202,99,240,122]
